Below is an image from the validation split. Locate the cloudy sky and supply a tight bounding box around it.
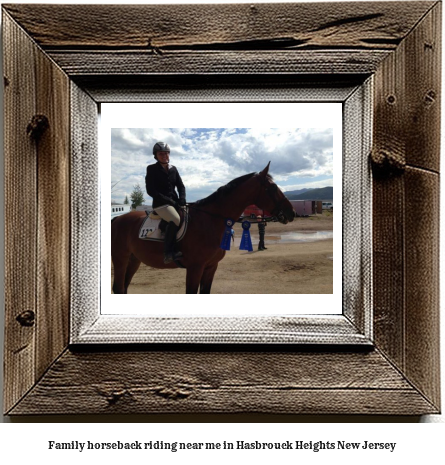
[101,102,341,205]
[111,126,336,204]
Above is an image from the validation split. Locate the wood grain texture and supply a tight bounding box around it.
[404,2,441,172]
[8,349,437,415]
[372,17,407,370]
[77,75,365,103]
[3,12,38,414]
[34,38,71,381]
[372,2,441,410]
[2,2,441,416]
[46,50,390,77]
[404,168,440,407]
[70,83,99,337]
[3,10,71,412]
[342,81,373,336]
[74,315,370,345]
[2,2,435,50]
[3,2,433,80]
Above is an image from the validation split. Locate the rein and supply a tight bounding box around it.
[187,175,288,223]
[186,173,289,224]
[186,204,275,223]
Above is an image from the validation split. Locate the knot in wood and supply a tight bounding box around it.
[105,390,128,405]
[370,149,405,177]
[154,386,191,400]
[27,115,49,140]
[96,385,130,405]
[16,310,35,327]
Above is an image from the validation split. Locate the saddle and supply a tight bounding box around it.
[138,206,188,242]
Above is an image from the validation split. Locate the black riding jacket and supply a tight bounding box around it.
[145,162,186,208]
[258,221,266,236]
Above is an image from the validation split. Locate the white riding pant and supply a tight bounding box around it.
[155,204,180,227]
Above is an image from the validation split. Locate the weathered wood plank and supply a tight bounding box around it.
[70,83,99,338]
[404,168,440,409]
[9,349,438,415]
[47,50,390,76]
[34,44,71,380]
[76,75,365,103]
[371,3,441,411]
[372,45,406,370]
[342,81,372,335]
[2,2,435,50]
[2,12,38,414]
[73,314,370,345]
[404,2,441,172]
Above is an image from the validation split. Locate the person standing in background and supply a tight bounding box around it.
[257,215,267,251]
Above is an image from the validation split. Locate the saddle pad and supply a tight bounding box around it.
[138,207,188,242]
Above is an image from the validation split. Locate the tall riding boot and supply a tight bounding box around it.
[164,221,183,264]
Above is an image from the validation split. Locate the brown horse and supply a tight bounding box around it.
[111,163,295,294]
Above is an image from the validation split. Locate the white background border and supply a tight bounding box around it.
[0,0,443,441]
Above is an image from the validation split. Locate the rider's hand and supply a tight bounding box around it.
[178,198,186,207]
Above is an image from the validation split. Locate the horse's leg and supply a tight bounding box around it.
[112,254,129,294]
[185,265,204,294]
[199,263,219,294]
[124,254,141,293]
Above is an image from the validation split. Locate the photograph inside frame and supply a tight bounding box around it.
[101,102,342,315]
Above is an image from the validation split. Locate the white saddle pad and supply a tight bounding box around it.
[138,207,188,242]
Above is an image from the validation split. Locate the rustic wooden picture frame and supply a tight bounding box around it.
[74,88,369,346]
[2,2,441,416]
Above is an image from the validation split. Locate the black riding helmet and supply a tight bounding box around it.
[153,142,170,160]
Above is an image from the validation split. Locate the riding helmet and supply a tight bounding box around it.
[153,142,170,156]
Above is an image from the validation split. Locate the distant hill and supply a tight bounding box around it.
[285,186,333,200]
[282,188,309,197]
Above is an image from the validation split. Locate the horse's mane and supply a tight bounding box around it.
[195,171,273,206]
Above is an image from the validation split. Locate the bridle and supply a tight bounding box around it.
[257,177,290,223]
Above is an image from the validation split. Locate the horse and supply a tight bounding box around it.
[111,162,295,294]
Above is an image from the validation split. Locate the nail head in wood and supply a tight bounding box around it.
[424,90,436,105]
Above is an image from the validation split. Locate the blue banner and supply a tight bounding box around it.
[239,220,253,252]
[220,218,234,250]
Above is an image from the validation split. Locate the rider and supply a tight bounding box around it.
[145,142,186,264]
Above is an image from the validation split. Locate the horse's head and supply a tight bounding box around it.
[255,162,295,224]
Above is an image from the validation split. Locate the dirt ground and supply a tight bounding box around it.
[112,212,334,294]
